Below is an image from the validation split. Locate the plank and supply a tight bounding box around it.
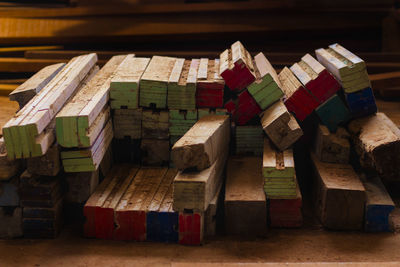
[278,67,319,121]
[235,125,264,156]
[315,94,350,132]
[311,152,366,230]
[0,207,22,238]
[173,147,228,212]
[113,108,142,139]
[362,176,395,232]
[314,124,350,164]
[0,138,21,181]
[26,142,60,176]
[197,108,227,119]
[225,89,262,126]
[171,115,230,171]
[140,139,170,166]
[169,109,198,146]
[220,41,256,92]
[196,58,224,108]
[56,55,125,148]
[3,53,97,159]
[247,52,283,110]
[290,53,340,103]
[260,100,303,151]
[225,156,267,236]
[140,56,177,109]
[141,109,169,140]
[8,63,65,109]
[347,112,400,181]
[344,87,377,118]
[65,170,99,204]
[83,164,138,239]
[315,43,371,93]
[168,59,199,110]
[146,168,179,243]
[110,55,149,109]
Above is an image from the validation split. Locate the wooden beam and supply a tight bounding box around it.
[196,58,224,108]
[313,125,350,164]
[315,94,350,132]
[113,109,142,140]
[26,142,60,176]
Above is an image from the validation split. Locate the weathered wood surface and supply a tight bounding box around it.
[344,87,377,118]
[278,67,319,121]
[173,149,228,212]
[348,112,400,181]
[362,175,395,232]
[0,176,19,206]
[65,170,99,204]
[56,55,125,148]
[235,125,264,156]
[171,115,230,171]
[248,52,283,110]
[315,94,350,132]
[315,43,371,93]
[140,139,170,166]
[0,137,21,181]
[27,142,60,176]
[220,41,256,92]
[225,89,261,125]
[113,108,142,139]
[141,109,169,140]
[225,156,266,236]
[110,55,148,109]
[140,56,177,109]
[311,152,366,230]
[196,58,224,108]
[314,125,350,164]
[9,63,65,109]
[169,109,198,145]
[290,53,340,102]
[0,207,22,238]
[3,53,97,159]
[260,100,303,151]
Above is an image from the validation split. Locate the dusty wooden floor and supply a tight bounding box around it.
[1,96,400,266]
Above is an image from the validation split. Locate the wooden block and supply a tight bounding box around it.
[172,115,230,171]
[278,67,320,121]
[9,63,65,109]
[204,183,222,238]
[344,87,377,118]
[248,52,283,110]
[140,139,170,166]
[22,198,63,239]
[140,56,177,109]
[83,164,138,239]
[225,89,261,126]
[225,156,267,236]
[113,108,142,139]
[173,146,228,212]
[315,94,350,132]
[260,100,303,151]
[219,41,256,92]
[19,170,62,208]
[0,138,21,181]
[315,43,371,93]
[169,109,198,145]
[269,183,302,228]
[56,55,125,148]
[114,167,168,241]
[3,53,98,159]
[311,152,366,230]
[197,108,227,119]
[0,176,19,206]
[290,53,340,103]
[362,176,395,232]
[141,109,169,140]
[61,119,113,172]
[179,211,204,245]
[314,125,350,164]
[235,125,264,156]
[0,207,22,238]
[196,58,224,108]
[110,55,149,109]
[168,59,199,110]
[27,142,60,176]
[348,113,400,181]
[146,169,179,243]
[65,170,99,204]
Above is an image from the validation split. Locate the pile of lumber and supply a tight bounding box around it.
[235,125,264,156]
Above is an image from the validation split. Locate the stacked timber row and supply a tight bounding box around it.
[172,115,230,244]
[316,43,377,119]
[56,55,120,172]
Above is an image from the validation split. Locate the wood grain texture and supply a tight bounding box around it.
[313,125,350,164]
